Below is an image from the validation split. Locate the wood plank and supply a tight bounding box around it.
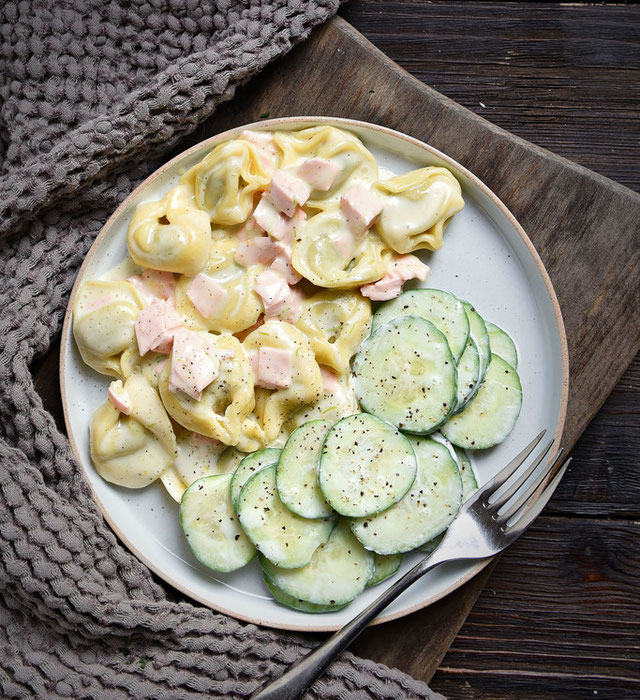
[431,516,640,698]
[339,1,640,193]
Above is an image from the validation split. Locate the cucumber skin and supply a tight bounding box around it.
[441,354,523,450]
[263,572,347,614]
[366,553,403,587]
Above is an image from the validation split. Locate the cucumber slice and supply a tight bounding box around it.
[454,338,481,412]
[352,316,457,433]
[461,301,491,377]
[263,575,347,613]
[230,448,281,511]
[453,445,479,500]
[431,432,479,501]
[372,289,469,361]
[180,474,256,573]
[367,553,403,587]
[486,321,518,369]
[351,437,463,555]
[260,519,374,606]
[276,420,334,519]
[440,354,522,450]
[237,465,335,569]
[318,413,417,517]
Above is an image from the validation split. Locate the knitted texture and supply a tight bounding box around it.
[0,2,445,698]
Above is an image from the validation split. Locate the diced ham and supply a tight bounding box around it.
[128,270,174,306]
[254,270,291,311]
[169,328,220,401]
[267,169,310,217]
[186,274,227,318]
[257,347,293,390]
[253,196,307,246]
[320,367,338,394]
[268,242,302,284]
[332,229,357,259]
[264,285,303,323]
[360,255,430,301]
[135,299,183,356]
[107,380,131,415]
[236,216,265,243]
[253,195,293,243]
[234,236,279,267]
[341,183,383,237]
[298,158,340,191]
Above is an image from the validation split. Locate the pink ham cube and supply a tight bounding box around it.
[264,285,303,323]
[135,299,183,356]
[360,255,430,301]
[234,236,279,267]
[320,367,338,394]
[332,229,357,259]
[186,274,227,318]
[341,183,383,237]
[298,158,340,191]
[267,169,311,217]
[257,346,293,390]
[268,242,302,284]
[254,270,291,311]
[168,328,220,401]
[128,270,175,306]
[107,380,131,415]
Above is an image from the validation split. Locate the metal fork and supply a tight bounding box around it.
[251,430,570,700]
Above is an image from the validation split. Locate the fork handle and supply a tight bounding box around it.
[250,554,444,700]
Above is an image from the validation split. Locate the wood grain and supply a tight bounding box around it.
[32,3,640,697]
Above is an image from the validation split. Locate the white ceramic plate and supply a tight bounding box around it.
[60,117,568,632]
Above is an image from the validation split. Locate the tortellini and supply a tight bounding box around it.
[295,290,371,374]
[288,372,359,428]
[158,333,255,445]
[120,347,168,388]
[90,374,177,488]
[180,139,272,225]
[292,209,392,288]
[73,280,144,378]
[175,238,264,334]
[242,321,323,443]
[274,126,378,209]
[127,185,212,275]
[373,167,465,253]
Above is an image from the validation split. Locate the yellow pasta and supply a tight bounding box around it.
[373,167,465,253]
[158,333,255,445]
[242,321,323,443]
[73,280,143,378]
[180,139,272,225]
[90,374,177,488]
[127,185,212,275]
[274,126,378,209]
[294,289,371,374]
[174,238,264,334]
[291,209,392,288]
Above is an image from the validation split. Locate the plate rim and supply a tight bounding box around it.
[59,115,569,632]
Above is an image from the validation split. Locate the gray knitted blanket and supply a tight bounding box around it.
[0,2,444,698]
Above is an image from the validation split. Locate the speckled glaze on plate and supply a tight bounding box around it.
[60,117,569,632]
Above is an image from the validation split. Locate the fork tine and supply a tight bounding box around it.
[481,429,546,497]
[504,458,571,536]
[488,439,554,509]
[495,448,565,523]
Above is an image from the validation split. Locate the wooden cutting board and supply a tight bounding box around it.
[34,16,640,686]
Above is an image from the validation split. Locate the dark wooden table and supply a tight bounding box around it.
[338,2,640,698]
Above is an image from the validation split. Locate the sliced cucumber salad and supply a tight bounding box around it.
[178,286,522,614]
